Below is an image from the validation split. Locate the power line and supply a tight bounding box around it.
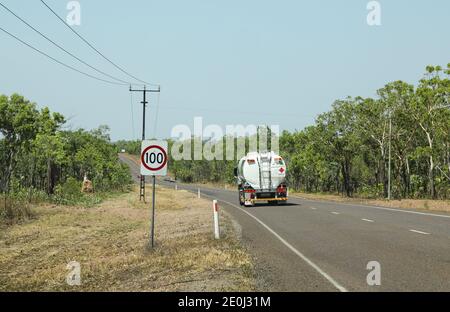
[0,25,127,86]
[0,2,134,86]
[40,0,157,87]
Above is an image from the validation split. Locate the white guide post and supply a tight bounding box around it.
[213,200,220,239]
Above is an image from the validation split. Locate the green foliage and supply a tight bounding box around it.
[114,140,141,155]
[52,177,102,207]
[280,64,450,199]
[0,94,133,222]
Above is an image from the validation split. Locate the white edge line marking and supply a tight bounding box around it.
[214,198,348,292]
[293,196,450,219]
[409,229,431,235]
[362,219,374,223]
[311,207,317,210]
[160,183,349,292]
[331,212,340,215]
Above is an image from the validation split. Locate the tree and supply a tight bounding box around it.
[315,98,361,197]
[412,66,450,198]
[116,63,450,200]
[0,94,40,194]
[375,81,416,198]
[1,93,133,206]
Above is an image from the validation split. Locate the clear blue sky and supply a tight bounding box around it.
[1,0,449,141]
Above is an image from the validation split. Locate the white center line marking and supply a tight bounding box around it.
[409,229,430,235]
[311,207,317,210]
[331,212,340,215]
[362,218,374,223]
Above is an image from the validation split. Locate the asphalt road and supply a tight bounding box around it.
[119,154,450,292]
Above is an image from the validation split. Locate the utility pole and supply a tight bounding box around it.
[129,85,161,202]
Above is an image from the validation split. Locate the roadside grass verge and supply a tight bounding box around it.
[0,191,124,226]
[0,186,255,291]
[1,178,132,225]
[291,191,450,213]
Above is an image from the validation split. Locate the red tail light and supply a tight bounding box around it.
[277,186,287,193]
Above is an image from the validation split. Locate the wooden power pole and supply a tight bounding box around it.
[129,85,161,202]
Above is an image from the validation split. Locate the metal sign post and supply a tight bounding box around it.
[151,176,156,248]
[140,140,168,249]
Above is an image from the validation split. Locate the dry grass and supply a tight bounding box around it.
[0,196,35,225]
[292,192,450,213]
[0,186,254,292]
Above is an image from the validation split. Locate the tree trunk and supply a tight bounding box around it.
[446,142,450,181]
[405,158,411,197]
[336,168,340,195]
[28,156,35,203]
[429,155,435,199]
[381,158,388,198]
[341,160,352,197]
[46,158,57,195]
[422,127,435,199]
[425,131,435,199]
[5,150,15,194]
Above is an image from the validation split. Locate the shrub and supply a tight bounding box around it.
[52,177,102,207]
[0,195,34,224]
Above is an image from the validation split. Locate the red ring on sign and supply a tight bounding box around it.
[141,145,168,171]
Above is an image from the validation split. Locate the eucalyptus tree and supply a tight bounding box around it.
[376,81,416,198]
[355,97,390,197]
[412,65,450,198]
[315,98,361,197]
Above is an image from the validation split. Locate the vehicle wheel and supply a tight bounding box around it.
[239,191,244,206]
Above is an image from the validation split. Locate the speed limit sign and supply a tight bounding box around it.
[140,140,168,176]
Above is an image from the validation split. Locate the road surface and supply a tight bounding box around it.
[119,154,450,292]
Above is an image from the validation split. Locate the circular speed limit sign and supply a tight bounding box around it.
[141,145,168,171]
[140,141,168,176]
